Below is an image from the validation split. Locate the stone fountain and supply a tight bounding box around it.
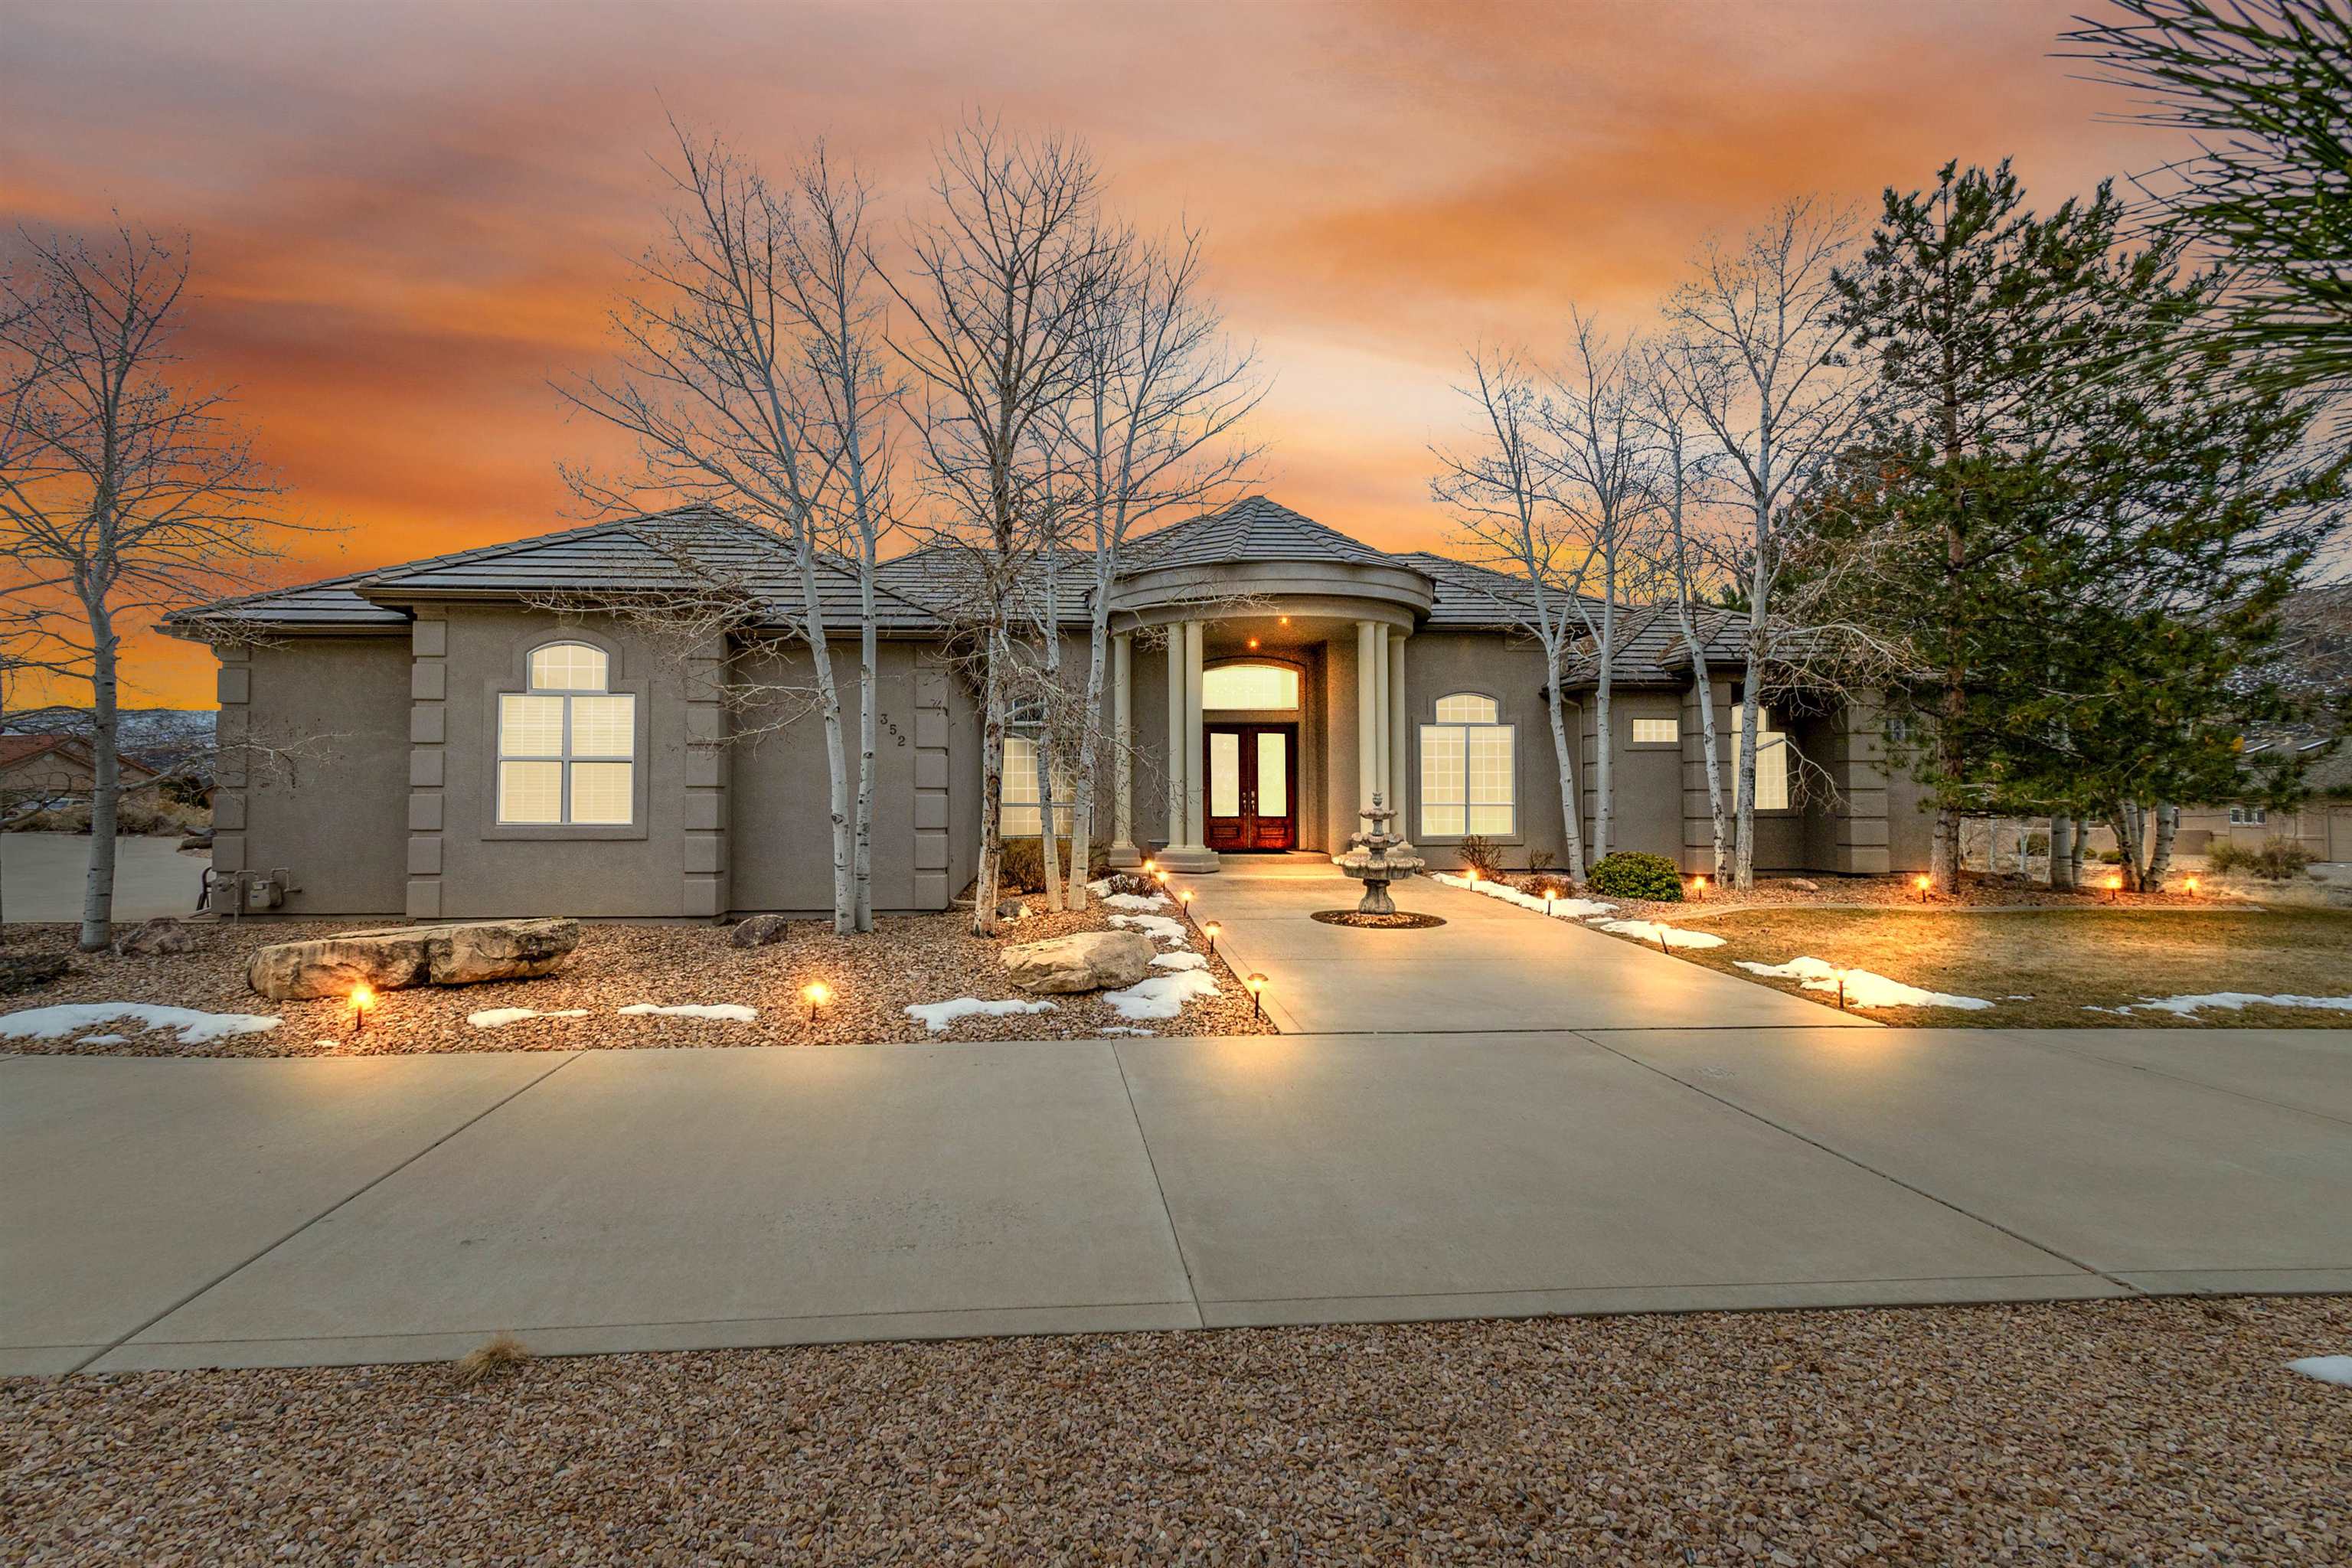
[1332,793,1426,916]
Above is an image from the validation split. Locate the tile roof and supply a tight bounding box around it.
[172,508,941,635]
[1124,495,1403,572]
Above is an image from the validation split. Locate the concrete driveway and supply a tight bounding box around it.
[2,832,207,924]
[8,1026,2347,1373]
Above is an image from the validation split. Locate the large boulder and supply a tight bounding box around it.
[116,916,194,957]
[1001,929,1156,995]
[248,918,580,1000]
[730,913,791,949]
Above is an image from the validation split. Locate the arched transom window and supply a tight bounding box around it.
[1203,662,1301,711]
[1420,691,1514,837]
[498,642,635,825]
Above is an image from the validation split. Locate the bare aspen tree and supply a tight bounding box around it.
[1048,224,1263,910]
[561,123,888,934]
[1430,348,1592,884]
[887,119,1118,935]
[0,225,302,950]
[1662,201,1867,891]
[1636,345,1733,881]
[1544,312,1661,865]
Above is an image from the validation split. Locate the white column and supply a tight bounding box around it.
[1183,619,1207,848]
[1388,626,1410,835]
[1165,625,1185,853]
[1354,619,1379,833]
[1109,630,1138,866]
[1374,624,1392,807]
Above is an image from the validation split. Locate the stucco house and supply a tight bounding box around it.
[0,733,161,813]
[167,496,1929,919]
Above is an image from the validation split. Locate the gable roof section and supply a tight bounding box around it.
[1124,495,1401,573]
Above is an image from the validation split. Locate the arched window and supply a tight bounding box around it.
[1203,662,1302,711]
[498,641,635,825]
[1420,691,1514,837]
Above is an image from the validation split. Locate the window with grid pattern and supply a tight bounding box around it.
[498,642,635,825]
[1631,717,1680,744]
[1732,707,1790,812]
[1420,691,1514,837]
[1001,736,1044,837]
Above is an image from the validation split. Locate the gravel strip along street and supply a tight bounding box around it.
[8,1296,2347,1564]
[1,897,1274,1056]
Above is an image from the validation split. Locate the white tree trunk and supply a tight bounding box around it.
[1068,594,1112,913]
[973,635,1008,936]
[854,613,876,932]
[79,602,122,952]
[1544,677,1590,884]
[2047,814,2074,890]
[1688,653,1728,880]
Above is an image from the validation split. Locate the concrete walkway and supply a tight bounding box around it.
[1195,854,1851,1034]
[8,1024,2348,1373]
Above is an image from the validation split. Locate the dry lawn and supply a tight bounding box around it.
[0,891,1273,1056]
[1658,906,2352,1027]
[6,1296,2347,1564]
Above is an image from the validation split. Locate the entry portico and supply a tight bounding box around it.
[1102,501,1433,873]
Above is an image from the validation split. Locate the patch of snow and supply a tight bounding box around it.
[905,995,1057,1033]
[1596,919,1726,950]
[0,1002,280,1045]
[618,1002,757,1022]
[1431,872,1616,921]
[1734,956,1991,1010]
[1099,1026,1156,1037]
[1152,949,1209,972]
[1086,877,1115,896]
[1101,891,1169,910]
[2118,991,2352,1018]
[2288,1354,2352,1387]
[1102,967,1221,1021]
[2006,995,2036,1001]
[77,1033,128,1045]
[1109,913,1190,946]
[467,1007,591,1029]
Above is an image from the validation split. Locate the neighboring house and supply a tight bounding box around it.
[165,497,1930,919]
[2173,736,2352,864]
[0,733,162,815]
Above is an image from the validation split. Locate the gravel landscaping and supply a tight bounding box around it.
[7,1295,2347,1564]
[0,892,1274,1056]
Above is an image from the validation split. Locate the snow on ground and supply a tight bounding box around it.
[77,1033,127,1045]
[1102,968,1221,1021]
[1734,956,1993,1010]
[467,1007,592,1029]
[618,1003,757,1022]
[1596,919,1726,950]
[1152,949,1208,971]
[905,996,1057,1034]
[2288,1355,2352,1387]
[1101,891,1170,911]
[1109,913,1190,946]
[2121,992,2352,1018]
[1431,873,1617,921]
[1099,1026,1156,1037]
[0,1001,281,1045]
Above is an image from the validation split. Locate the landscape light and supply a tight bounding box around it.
[349,982,379,1034]
[1153,867,1169,886]
[801,980,832,1023]
[1178,888,1195,922]
[1690,874,1707,899]
[2184,875,2200,895]
[1247,636,1260,650]
[1204,919,1221,953]
[1464,867,1480,886]
[2104,873,2122,901]
[1543,888,1557,916]
[1246,972,1267,1018]
[1914,874,1930,902]
[1142,858,1158,875]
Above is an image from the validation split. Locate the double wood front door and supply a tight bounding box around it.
[1204,724,1296,852]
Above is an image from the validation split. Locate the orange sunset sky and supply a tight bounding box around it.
[5,0,2186,709]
